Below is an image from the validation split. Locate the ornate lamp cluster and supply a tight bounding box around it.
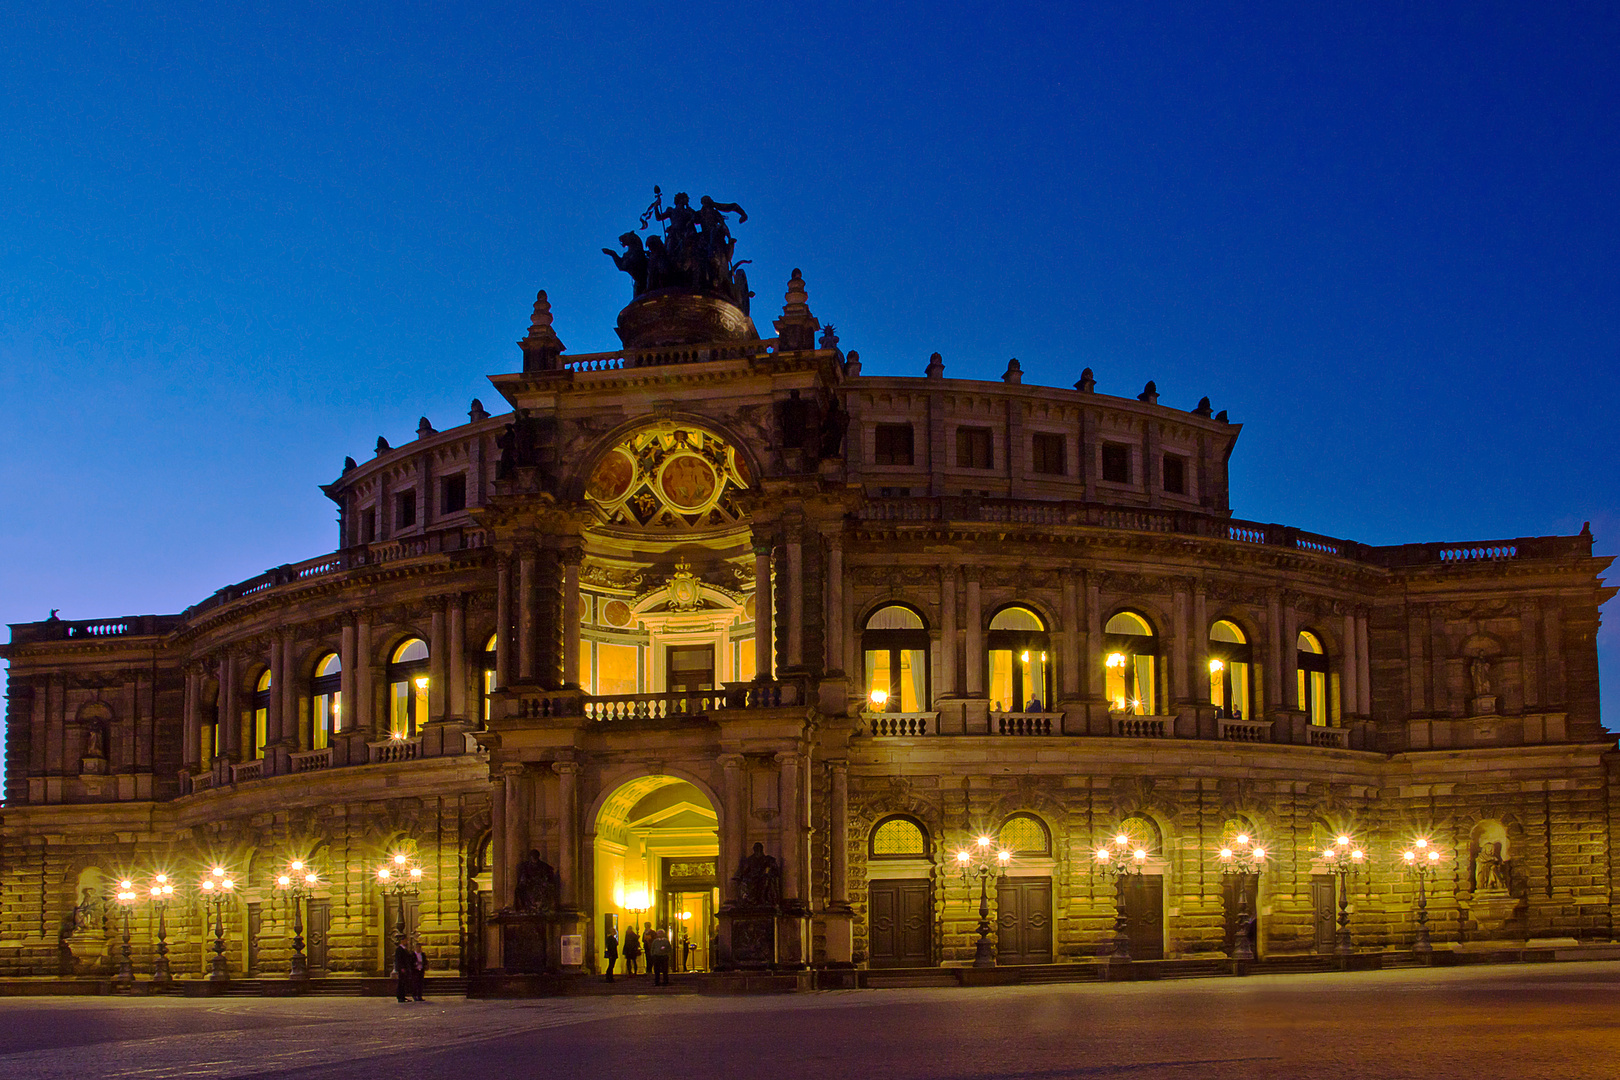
[954,834,1011,968]
[274,859,322,979]
[1094,831,1150,961]
[376,852,425,945]
[1321,834,1367,956]
[1216,833,1266,961]
[1400,837,1444,953]
[199,864,238,981]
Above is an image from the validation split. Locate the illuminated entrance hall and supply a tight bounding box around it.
[591,777,719,974]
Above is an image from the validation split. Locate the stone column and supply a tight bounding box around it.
[561,548,582,688]
[267,632,287,752]
[964,570,983,695]
[495,557,513,690]
[491,771,510,909]
[502,764,526,905]
[1060,573,1080,697]
[754,539,774,681]
[1282,601,1300,710]
[1085,575,1103,699]
[786,527,804,668]
[554,760,580,906]
[182,666,200,771]
[1172,586,1190,703]
[355,613,375,736]
[448,594,467,721]
[429,605,447,724]
[828,760,849,905]
[1341,611,1359,719]
[824,531,844,674]
[339,620,357,734]
[518,549,537,683]
[719,754,745,905]
[1356,612,1371,716]
[1266,591,1284,711]
[777,751,801,902]
[940,564,958,695]
[1192,585,1210,703]
[219,652,240,760]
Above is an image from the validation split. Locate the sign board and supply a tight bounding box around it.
[560,933,584,967]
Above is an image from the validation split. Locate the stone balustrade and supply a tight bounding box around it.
[368,737,421,764]
[290,747,334,773]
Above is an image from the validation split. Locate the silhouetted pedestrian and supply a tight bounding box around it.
[647,928,671,985]
[603,928,619,981]
[623,926,641,975]
[393,938,416,1003]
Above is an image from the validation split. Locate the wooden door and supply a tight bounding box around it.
[1312,876,1337,954]
[305,899,330,973]
[1122,875,1164,960]
[868,879,931,967]
[996,877,1054,965]
[1222,873,1258,955]
[383,895,421,960]
[246,902,263,976]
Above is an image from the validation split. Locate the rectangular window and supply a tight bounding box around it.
[441,473,467,514]
[874,423,915,466]
[360,509,376,545]
[1101,443,1131,484]
[1032,433,1066,475]
[956,427,993,469]
[396,490,417,529]
[1163,454,1187,495]
[667,645,715,692]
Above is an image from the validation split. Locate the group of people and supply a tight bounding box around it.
[604,924,693,985]
[392,937,429,1002]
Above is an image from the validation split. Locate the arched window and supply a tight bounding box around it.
[388,638,430,738]
[987,606,1051,713]
[251,669,271,759]
[1297,631,1328,726]
[1104,611,1158,715]
[311,653,341,749]
[1208,620,1252,720]
[862,605,929,712]
[998,814,1051,857]
[482,634,498,726]
[870,816,930,858]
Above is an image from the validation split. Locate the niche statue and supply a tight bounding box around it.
[512,850,560,914]
[734,842,782,908]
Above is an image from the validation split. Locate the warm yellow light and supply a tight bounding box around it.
[1020,650,1029,663]
[997,850,1010,864]
[305,873,318,884]
[377,868,392,881]
[1220,847,1234,859]
[1235,834,1250,846]
[201,880,215,892]
[1323,848,1335,860]
[1040,652,1047,662]
[1350,850,1364,862]
[410,867,422,880]
[956,850,970,864]
[1133,849,1147,862]
[1209,658,1225,673]
[1113,697,1127,711]
[155,873,168,884]
[1253,847,1266,860]
[150,886,161,897]
[394,853,408,865]
[977,835,991,848]
[1403,850,1415,863]
[222,879,235,891]
[1336,835,1351,848]
[1114,833,1129,847]
[1415,838,1428,850]
[120,879,133,890]
[290,860,304,872]
[414,676,429,689]
[277,874,291,887]
[1428,850,1440,863]
[212,866,225,878]
[1129,699,1141,710]
[1095,848,1110,861]
[391,730,405,740]
[1105,652,1126,669]
[869,688,888,707]
[681,911,692,920]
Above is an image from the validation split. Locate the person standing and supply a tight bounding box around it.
[412,940,428,1001]
[622,925,641,976]
[393,937,415,1003]
[648,927,670,986]
[603,926,619,982]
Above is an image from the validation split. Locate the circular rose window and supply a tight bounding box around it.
[658,454,718,512]
[586,449,635,503]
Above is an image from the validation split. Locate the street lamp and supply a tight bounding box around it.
[376,852,424,945]
[1216,834,1267,961]
[954,834,1011,968]
[1094,832,1150,962]
[1399,837,1444,954]
[1321,835,1367,957]
[274,859,321,979]
[112,879,139,984]
[199,865,237,981]
[146,873,176,983]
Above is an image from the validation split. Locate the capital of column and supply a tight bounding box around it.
[718,753,746,771]
[557,545,585,568]
[774,750,801,768]
[827,758,848,776]
[552,759,580,776]
[500,762,526,778]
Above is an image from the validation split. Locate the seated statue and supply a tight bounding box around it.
[513,849,560,913]
[734,842,782,908]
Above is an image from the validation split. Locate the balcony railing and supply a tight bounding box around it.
[229,760,263,783]
[1307,726,1349,749]
[1112,714,1173,739]
[864,712,939,736]
[290,747,334,773]
[520,681,803,722]
[993,712,1060,736]
[1219,718,1271,743]
[585,691,727,722]
[369,737,421,764]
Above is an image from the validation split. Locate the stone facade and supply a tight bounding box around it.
[2,235,1615,980]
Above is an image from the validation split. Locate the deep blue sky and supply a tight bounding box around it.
[2,3,1616,723]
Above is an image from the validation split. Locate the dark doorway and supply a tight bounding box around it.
[384,895,421,962]
[246,902,263,976]
[305,898,330,973]
[1122,875,1164,960]
[1222,873,1258,956]
[996,877,1054,964]
[1312,875,1337,954]
[868,879,931,967]
[667,645,715,692]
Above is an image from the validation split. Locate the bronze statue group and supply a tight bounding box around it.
[604,188,754,313]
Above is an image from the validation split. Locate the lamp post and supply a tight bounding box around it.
[953,834,1010,968]
[199,865,237,981]
[112,879,139,984]
[376,852,424,946]
[1216,834,1267,961]
[274,859,321,979]
[1399,838,1443,954]
[1094,832,1149,962]
[146,874,175,983]
[1320,835,1366,957]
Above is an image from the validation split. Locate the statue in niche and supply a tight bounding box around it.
[84,726,105,759]
[71,888,99,933]
[1469,657,1493,698]
[512,849,559,914]
[734,842,782,908]
[1475,841,1510,893]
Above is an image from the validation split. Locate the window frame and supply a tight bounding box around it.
[396,489,418,529]
[1103,610,1159,715]
[1100,442,1132,485]
[986,604,1052,713]
[1297,631,1330,726]
[955,426,994,470]
[311,652,341,749]
[862,604,931,713]
[387,638,430,738]
[1031,432,1066,476]
[1163,453,1188,495]
[873,423,916,466]
[1207,620,1252,721]
[440,473,467,514]
[870,815,931,859]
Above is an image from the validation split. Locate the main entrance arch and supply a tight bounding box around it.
[591,775,719,974]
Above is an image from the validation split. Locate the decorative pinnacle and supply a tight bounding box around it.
[519,288,565,372]
[1002,358,1023,384]
[926,352,945,378]
[528,290,554,334]
[783,269,809,311]
[1075,367,1096,393]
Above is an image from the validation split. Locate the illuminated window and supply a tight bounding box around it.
[871,816,929,857]
[1297,631,1329,726]
[482,634,497,725]
[1032,432,1065,475]
[874,423,915,466]
[311,653,341,750]
[388,638,429,738]
[987,606,1050,713]
[251,669,271,759]
[956,427,993,469]
[1208,620,1251,721]
[863,605,929,712]
[1104,611,1158,715]
[998,814,1050,857]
